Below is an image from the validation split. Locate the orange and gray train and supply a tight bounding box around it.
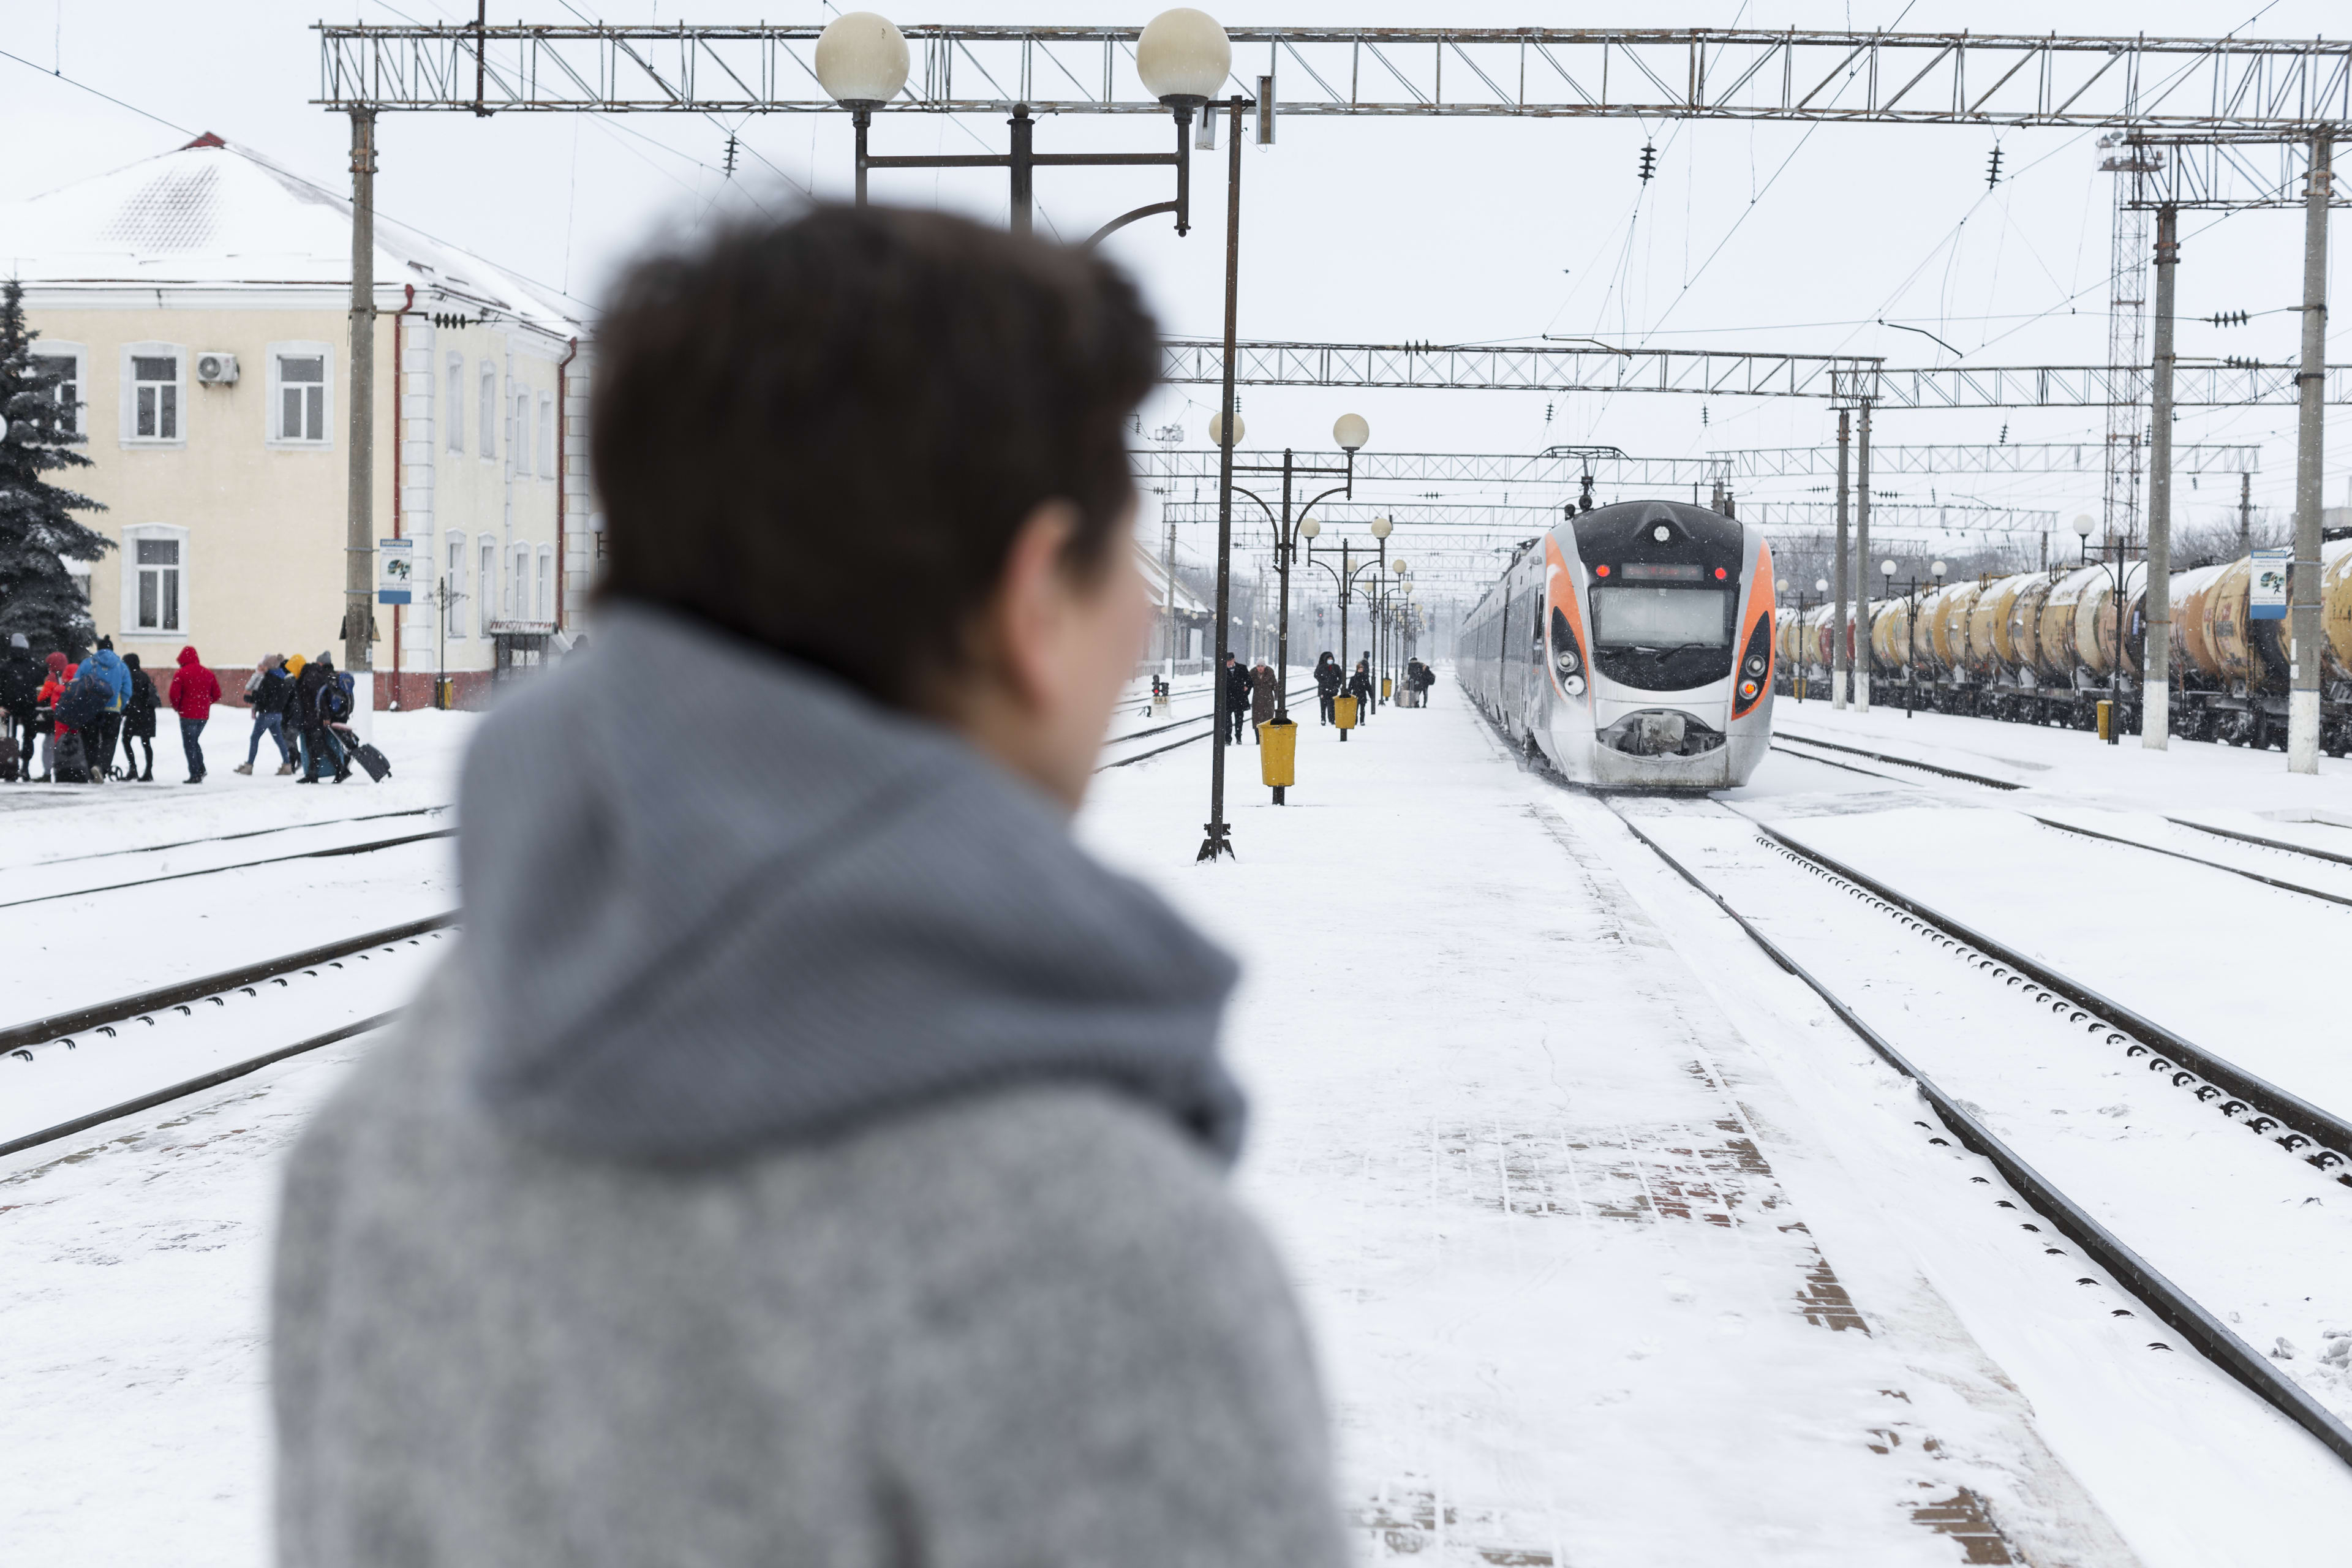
[1459,500,1775,789]
[1776,539,2352,754]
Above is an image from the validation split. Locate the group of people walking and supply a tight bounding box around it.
[1218,651,1427,739]
[0,635,366,786]
[236,653,360,783]
[1221,654,1287,743]
[1310,652,1378,726]
[0,634,218,784]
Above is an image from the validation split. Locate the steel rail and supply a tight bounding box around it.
[0,913,456,1058]
[2167,816,2352,871]
[9,804,447,871]
[0,829,453,913]
[0,1012,401,1161]
[1770,727,2024,788]
[1743,816,2352,1165]
[2026,814,2352,910]
[1603,801,2352,1472]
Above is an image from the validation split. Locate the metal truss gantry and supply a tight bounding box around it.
[1709,442,2261,478]
[1156,341,2352,407]
[1139,446,1725,489]
[317,24,2352,132]
[1158,497,2062,533]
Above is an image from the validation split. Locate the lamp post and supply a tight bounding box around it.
[1225,414,1367,726]
[1877,558,1898,716]
[1907,559,1946,718]
[816,9,1228,244]
[1306,525,1388,741]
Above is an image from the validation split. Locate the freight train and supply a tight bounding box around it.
[1774,539,2352,755]
[1460,499,1774,789]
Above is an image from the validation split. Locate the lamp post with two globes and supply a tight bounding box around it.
[1221,413,1369,731]
[814,9,1232,244]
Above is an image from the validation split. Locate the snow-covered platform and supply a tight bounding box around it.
[9,684,2352,1565]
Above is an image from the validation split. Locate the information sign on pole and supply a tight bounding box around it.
[2250,545,2291,620]
[377,537,415,605]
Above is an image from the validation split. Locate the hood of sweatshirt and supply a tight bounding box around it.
[458,605,1245,1166]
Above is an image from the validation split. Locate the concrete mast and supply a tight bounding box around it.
[2288,134,2333,774]
[344,108,378,731]
[1833,408,1850,710]
[2144,202,2179,750]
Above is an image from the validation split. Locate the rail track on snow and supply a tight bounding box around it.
[1591,791,2352,1471]
[0,914,458,1160]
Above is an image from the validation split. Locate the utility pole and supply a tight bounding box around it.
[1856,402,1873,714]
[2145,202,2179,750]
[1161,511,1178,681]
[1833,408,1850,710]
[344,108,378,735]
[2239,470,2254,552]
[1198,92,1243,863]
[2288,132,2332,775]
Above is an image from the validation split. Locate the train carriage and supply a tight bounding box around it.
[1458,500,1773,790]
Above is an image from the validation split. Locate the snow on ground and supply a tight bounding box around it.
[8,677,2352,1564]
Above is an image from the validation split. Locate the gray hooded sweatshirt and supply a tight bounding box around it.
[272,606,1346,1568]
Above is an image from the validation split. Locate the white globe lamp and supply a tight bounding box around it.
[1136,9,1231,107]
[1332,412,1370,452]
[814,13,910,107]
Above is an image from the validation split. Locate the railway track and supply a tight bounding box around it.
[0,826,454,913]
[1,804,449,873]
[0,914,457,1159]
[1594,793,2352,1471]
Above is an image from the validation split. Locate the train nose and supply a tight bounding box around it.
[1597,708,1726,758]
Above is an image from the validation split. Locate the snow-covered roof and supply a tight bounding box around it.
[0,133,582,339]
[1135,541,1210,618]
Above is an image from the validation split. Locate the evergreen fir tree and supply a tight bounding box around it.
[0,278,110,659]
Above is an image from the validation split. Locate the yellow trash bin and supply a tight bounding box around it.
[2096,699,2113,742]
[1381,676,1392,700]
[1333,694,1359,740]
[1258,719,1296,802]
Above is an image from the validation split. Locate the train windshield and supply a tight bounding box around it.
[1589,587,1731,647]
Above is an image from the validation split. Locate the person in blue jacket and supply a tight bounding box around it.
[81,636,132,780]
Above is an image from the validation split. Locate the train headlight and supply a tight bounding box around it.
[1555,646,1581,680]
[1550,606,1583,684]
[1745,653,1768,677]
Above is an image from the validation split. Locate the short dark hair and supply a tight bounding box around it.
[592,204,1160,706]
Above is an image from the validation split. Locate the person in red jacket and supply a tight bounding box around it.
[167,645,221,785]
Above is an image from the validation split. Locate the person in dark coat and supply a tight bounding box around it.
[1249,660,1276,734]
[1313,652,1341,725]
[119,653,160,781]
[167,644,222,784]
[56,662,111,783]
[238,655,294,775]
[1221,652,1251,744]
[0,633,39,780]
[1346,658,1374,724]
[293,652,349,783]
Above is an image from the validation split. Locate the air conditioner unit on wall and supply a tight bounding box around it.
[195,352,239,385]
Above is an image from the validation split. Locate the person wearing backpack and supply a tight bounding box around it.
[83,636,132,779]
[119,652,160,782]
[55,661,110,783]
[296,652,350,783]
[168,645,221,784]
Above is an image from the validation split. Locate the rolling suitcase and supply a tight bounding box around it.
[53,729,89,783]
[335,726,392,782]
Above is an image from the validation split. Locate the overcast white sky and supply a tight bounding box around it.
[4,1,2345,594]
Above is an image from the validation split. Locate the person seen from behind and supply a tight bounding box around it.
[168,645,219,784]
[119,652,159,781]
[0,633,37,780]
[56,660,108,783]
[1250,656,1276,737]
[1223,649,1251,743]
[238,655,295,776]
[272,203,1346,1568]
[85,635,130,780]
[33,652,66,780]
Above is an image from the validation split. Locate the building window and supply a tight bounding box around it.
[124,346,184,443]
[513,391,533,478]
[445,354,465,453]
[538,391,556,477]
[479,540,497,635]
[445,532,467,638]
[268,344,333,445]
[32,349,82,435]
[120,525,190,636]
[511,545,530,618]
[537,545,553,621]
[478,363,497,457]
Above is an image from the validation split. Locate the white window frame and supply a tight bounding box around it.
[119,523,191,640]
[445,531,468,639]
[265,341,335,448]
[121,342,187,447]
[513,390,533,478]
[31,343,85,437]
[511,544,530,618]
[536,545,554,621]
[479,540,498,635]
[445,353,466,453]
[537,391,556,477]
[478,361,497,459]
